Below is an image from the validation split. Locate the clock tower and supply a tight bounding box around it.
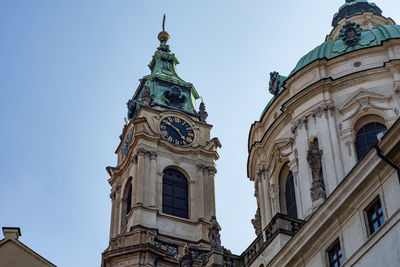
[101,19,221,267]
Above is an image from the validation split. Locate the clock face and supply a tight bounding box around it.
[159,116,195,146]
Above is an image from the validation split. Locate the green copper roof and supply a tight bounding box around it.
[289,25,400,76]
[332,0,383,27]
[260,24,400,120]
[127,31,200,121]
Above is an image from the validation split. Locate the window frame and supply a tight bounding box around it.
[354,120,387,160]
[326,239,343,267]
[162,168,189,219]
[364,196,385,237]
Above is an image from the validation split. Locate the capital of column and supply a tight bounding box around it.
[150,152,158,160]
[132,155,138,164]
[268,184,278,199]
[197,164,208,172]
[207,166,217,175]
[137,148,149,157]
[257,164,267,178]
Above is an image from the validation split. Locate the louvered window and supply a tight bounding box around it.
[162,169,188,219]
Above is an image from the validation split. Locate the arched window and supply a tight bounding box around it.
[279,164,298,219]
[285,171,297,219]
[355,122,387,160]
[162,168,188,219]
[121,178,133,230]
[126,184,132,215]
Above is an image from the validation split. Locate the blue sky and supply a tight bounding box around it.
[1,1,399,266]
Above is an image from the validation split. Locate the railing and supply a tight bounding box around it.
[242,213,306,266]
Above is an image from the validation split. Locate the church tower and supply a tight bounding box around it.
[102,18,221,267]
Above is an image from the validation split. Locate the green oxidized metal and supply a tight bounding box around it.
[260,24,400,120]
[127,34,200,121]
[332,0,382,27]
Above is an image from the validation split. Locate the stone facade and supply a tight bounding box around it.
[102,1,400,267]
[245,1,400,266]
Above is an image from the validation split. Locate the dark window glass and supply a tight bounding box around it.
[366,198,384,235]
[162,168,188,218]
[126,184,132,215]
[355,122,387,160]
[328,241,343,267]
[285,171,298,219]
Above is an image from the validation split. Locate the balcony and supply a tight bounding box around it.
[242,213,306,266]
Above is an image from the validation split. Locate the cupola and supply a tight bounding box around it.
[126,15,200,121]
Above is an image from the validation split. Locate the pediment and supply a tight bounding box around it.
[266,137,294,173]
[338,89,391,113]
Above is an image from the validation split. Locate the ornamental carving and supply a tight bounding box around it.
[311,103,335,121]
[306,137,326,202]
[179,245,193,267]
[198,102,208,122]
[154,240,178,257]
[208,216,222,250]
[269,71,280,96]
[126,99,137,120]
[338,89,392,122]
[257,165,267,179]
[291,103,334,133]
[164,86,186,106]
[291,116,308,134]
[339,22,362,46]
[394,81,400,97]
[251,208,262,236]
[141,82,152,106]
[345,141,352,157]
[254,178,259,198]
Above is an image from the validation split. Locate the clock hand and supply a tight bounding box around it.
[165,121,185,139]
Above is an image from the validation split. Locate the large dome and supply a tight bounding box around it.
[290,24,400,77]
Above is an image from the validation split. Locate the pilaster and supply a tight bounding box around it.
[149,152,157,207]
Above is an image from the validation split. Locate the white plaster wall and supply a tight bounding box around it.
[353,221,400,267]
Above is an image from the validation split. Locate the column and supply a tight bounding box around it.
[109,190,116,239]
[326,107,345,183]
[196,164,206,219]
[261,170,272,224]
[149,152,157,207]
[208,166,217,218]
[114,185,122,234]
[268,183,279,216]
[131,156,138,204]
[136,148,147,204]
[202,165,210,220]
[256,169,265,227]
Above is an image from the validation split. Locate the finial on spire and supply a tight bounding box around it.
[158,14,170,43]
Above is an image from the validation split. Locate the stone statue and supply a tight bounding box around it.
[208,216,222,250]
[251,209,262,236]
[126,99,137,120]
[164,86,186,106]
[306,137,326,202]
[269,71,280,96]
[141,81,152,106]
[198,101,208,122]
[179,245,193,267]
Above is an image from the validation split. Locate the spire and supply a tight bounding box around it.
[126,15,200,121]
[158,14,170,44]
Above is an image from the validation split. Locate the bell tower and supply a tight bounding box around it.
[102,17,221,267]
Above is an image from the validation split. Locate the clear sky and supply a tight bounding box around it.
[1,1,399,266]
